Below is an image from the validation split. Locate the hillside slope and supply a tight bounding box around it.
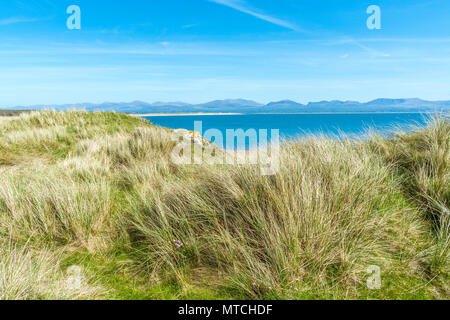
[9,98,450,114]
[0,111,448,300]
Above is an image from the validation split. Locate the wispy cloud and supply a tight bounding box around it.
[208,0,305,32]
[327,38,390,58]
[182,24,198,29]
[0,17,40,26]
[348,39,390,58]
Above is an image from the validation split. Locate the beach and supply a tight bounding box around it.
[130,112,244,117]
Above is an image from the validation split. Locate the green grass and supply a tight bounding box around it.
[0,110,448,300]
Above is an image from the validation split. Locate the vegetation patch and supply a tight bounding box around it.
[0,110,448,300]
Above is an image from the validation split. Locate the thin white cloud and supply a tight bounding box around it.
[0,17,40,26]
[350,40,390,58]
[208,0,305,32]
[330,38,390,58]
[182,24,198,29]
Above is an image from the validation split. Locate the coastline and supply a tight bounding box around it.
[131,111,433,117]
[1,110,448,300]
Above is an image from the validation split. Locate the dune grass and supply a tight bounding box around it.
[0,110,448,300]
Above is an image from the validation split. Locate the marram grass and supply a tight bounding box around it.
[0,110,448,300]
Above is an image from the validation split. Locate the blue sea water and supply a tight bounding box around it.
[144,113,428,149]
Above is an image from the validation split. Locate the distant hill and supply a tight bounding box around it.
[7,98,450,114]
[263,100,306,113]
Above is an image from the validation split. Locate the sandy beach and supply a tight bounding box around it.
[130,112,244,117]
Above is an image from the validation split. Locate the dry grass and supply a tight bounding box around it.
[0,240,104,300]
[0,110,448,299]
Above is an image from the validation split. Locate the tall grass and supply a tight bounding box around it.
[0,170,112,250]
[369,116,449,276]
[126,138,433,297]
[0,110,448,299]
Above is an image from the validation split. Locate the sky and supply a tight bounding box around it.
[1,0,450,107]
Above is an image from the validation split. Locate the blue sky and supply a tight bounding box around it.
[1,0,450,107]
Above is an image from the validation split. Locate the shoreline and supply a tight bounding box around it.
[131,111,435,117]
[131,112,244,117]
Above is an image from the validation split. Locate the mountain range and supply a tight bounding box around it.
[6,98,450,114]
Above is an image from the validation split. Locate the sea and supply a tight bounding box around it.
[144,113,429,150]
